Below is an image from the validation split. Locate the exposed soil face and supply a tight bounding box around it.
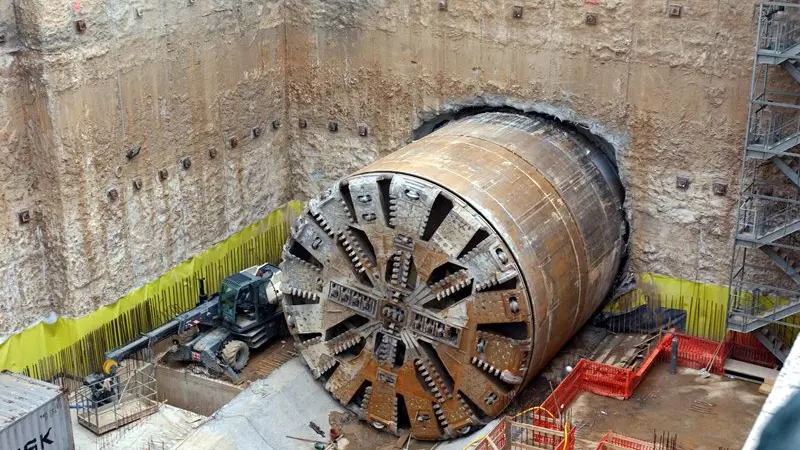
[0,0,290,336]
[2,0,759,335]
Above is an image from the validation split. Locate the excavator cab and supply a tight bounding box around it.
[217,264,279,328]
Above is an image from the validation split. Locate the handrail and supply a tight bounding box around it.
[737,201,800,241]
[759,16,800,54]
[748,114,800,149]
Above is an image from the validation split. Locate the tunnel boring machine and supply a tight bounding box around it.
[280,112,626,440]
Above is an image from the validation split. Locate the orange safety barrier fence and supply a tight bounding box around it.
[595,431,655,450]
[541,360,584,413]
[727,331,779,369]
[581,360,634,399]
[475,330,775,449]
[541,331,742,414]
[473,417,507,450]
[658,332,728,374]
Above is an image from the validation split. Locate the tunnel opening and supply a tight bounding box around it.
[339,181,358,223]
[335,235,374,288]
[457,229,490,259]
[427,261,468,286]
[477,322,529,341]
[417,339,455,394]
[297,332,322,343]
[348,380,373,413]
[396,395,412,430]
[286,240,322,268]
[377,177,394,228]
[423,280,474,312]
[412,104,621,173]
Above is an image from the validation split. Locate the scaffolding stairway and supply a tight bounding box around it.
[757,42,800,65]
[728,297,800,334]
[747,133,800,159]
[783,59,800,84]
[728,2,800,364]
[755,327,791,363]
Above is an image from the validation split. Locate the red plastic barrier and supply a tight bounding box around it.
[554,422,576,450]
[629,333,673,392]
[581,360,632,399]
[474,418,507,450]
[659,332,728,375]
[541,331,737,414]
[595,431,654,450]
[541,359,585,413]
[727,331,779,369]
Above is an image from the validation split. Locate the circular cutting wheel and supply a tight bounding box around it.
[282,174,531,439]
[281,113,625,440]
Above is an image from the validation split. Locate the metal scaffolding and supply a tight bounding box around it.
[729,1,800,363]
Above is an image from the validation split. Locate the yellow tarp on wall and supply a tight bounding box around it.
[2,199,796,378]
[0,201,303,375]
[605,273,730,341]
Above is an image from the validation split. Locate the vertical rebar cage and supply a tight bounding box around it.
[75,352,159,435]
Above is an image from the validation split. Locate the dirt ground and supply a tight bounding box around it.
[236,339,298,385]
[569,366,765,450]
[329,410,438,450]
[324,327,765,450]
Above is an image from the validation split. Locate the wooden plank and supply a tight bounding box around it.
[512,422,563,436]
[724,359,780,382]
[286,435,326,444]
[394,429,411,448]
[603,443,639,450]
[509,443,541,450]
[512,413,560,425]
[607,432,654,447]
[485,435,501,450]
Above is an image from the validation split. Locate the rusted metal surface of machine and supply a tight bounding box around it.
[280,112,626,440]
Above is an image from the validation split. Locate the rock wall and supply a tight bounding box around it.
[0,0,289,335]
[1,0,761,335]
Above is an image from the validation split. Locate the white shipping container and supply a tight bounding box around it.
[0,371,74,450]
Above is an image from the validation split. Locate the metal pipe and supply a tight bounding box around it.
[280,112,626,440]
[670,336,678,375]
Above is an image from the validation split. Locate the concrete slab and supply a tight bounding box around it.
[156,365,243,416]
[175,357,346,450]
[569,365,763,449]
[72,404,205,450]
